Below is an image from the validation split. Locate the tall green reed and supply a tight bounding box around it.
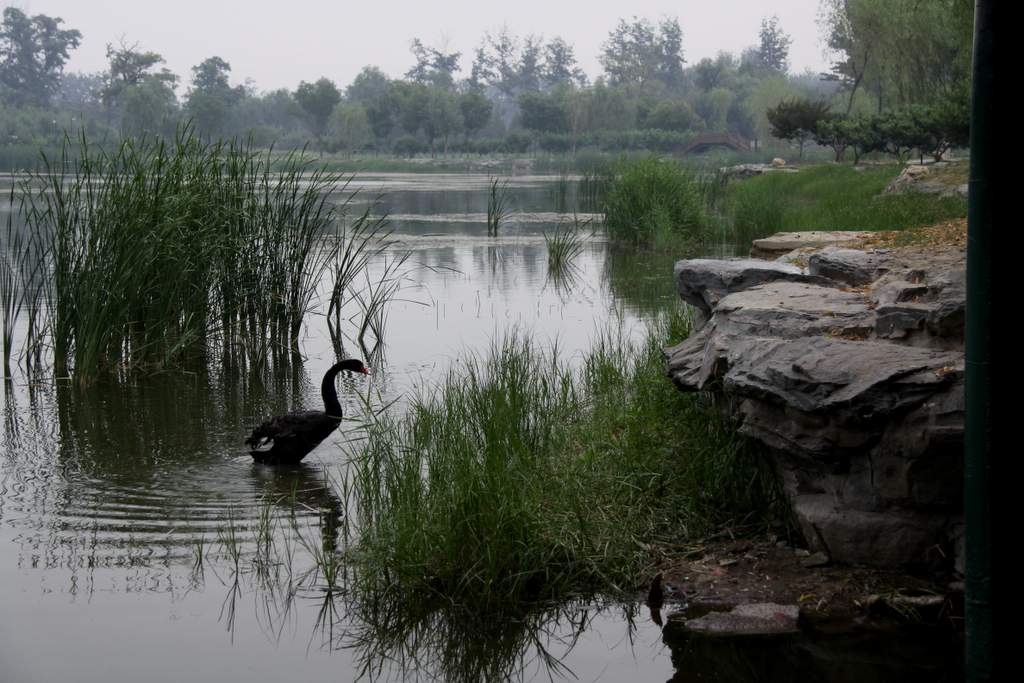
[10,129,381,384]
[543,213,590,290]
[345,310,782,610]
[486,176,511,237]
[602,156,707,248]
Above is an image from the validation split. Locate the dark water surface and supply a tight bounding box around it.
[1,173,959,681]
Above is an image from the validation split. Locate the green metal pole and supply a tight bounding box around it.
[965,0,993,680]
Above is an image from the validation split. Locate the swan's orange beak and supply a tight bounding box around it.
[361,367,371,375]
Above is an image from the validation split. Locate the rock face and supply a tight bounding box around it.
[666,238,965,569]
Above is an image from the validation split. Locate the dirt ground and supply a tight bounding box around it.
[648,532,963,627]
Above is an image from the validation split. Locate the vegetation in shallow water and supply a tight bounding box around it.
[345,309,782,611]
[5,129,393,383]
[602,156,708,249]
[486,175,511,237]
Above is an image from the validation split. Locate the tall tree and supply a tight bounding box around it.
[756,15,792,73]
[472,28,518,98]
[57,72,105,112]
[406,39,461,89]
[655,18,685,89]
[101,41,177,109]
[393,81,429,136]
[294,77,342,147]
[518,91,569,134]
[600,17,658,88]
[424,88,462,154]
[600,16,685,91]
[693,53,736,92]
[185,56,243,137]
[365,88,399,144]
[542,37,587,88]
[329,103,371,153]
[515,35,543,93]
[346,66,391,103]
[819,0,972,113]
[459,90,493,140]
[0,7,81,107]
[120,78,178,138]
[472,29,547,96]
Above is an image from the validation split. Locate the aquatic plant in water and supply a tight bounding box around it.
[603,156,707,247]
[486,175,511,237]
[344,310,782,611]
[6,129,391,384]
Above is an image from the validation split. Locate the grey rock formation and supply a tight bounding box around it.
[666,241,965,569]
[674,260,831,330]
[719,163,799,180]
[884,162,969,198]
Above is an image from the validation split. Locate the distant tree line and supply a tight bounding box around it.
[0,2,972,161]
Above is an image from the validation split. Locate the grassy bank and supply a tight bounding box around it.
[724,164,968,245]
[345,310,781,611]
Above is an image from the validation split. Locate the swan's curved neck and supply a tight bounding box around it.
[322,365,344,418]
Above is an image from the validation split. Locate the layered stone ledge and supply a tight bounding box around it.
[666,236,965,570]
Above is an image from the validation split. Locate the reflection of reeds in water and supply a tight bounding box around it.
[345,598,638,683]
[552,169,570,213]
[577,167,613,214]
[486,176,511,237]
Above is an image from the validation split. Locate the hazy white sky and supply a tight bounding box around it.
[9,0,830,91]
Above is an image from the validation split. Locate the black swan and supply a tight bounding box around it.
[246,359,369,465]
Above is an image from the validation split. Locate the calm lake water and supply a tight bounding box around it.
[0,173,960,681]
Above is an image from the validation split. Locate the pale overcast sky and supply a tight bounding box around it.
[8,0,830,91]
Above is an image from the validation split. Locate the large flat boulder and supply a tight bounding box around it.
[676,603,801,636]
[674,259,831,330]
[750,231,874,259]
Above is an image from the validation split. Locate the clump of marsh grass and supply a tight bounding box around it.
[9,129,385,384]
[603,156,707,248]
[543,214,589,272]
[345,309,782,611]
[486,176,511,237]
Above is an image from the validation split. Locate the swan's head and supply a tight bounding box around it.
[338,358,371,375]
